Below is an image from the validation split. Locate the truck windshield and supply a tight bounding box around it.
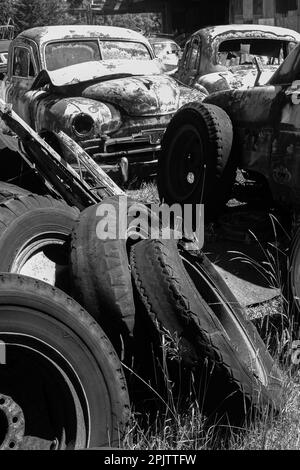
[45,39,151,71]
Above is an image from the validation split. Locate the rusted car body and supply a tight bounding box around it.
[177,24,300,94]
[0,25,204,183]
[148,36,181,74]
[204,40,300,210]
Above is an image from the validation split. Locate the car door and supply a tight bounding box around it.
[267,79,300,206]
[206,83,281,182]
[227,82,300,207]
[177,36,201,86]
[4,44,38,125]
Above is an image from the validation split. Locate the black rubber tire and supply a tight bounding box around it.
[0,182,30,201]
[0,273,130,449]
[70,195,153,356]
[288,226,300,320]
[158,102,235,221]
[130,238,283,423]
[0,194,79,289]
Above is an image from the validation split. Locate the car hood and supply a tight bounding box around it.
[81,74,183,116]
[33,60,185,116]
[200,65,276,92]
[33,60,162,87]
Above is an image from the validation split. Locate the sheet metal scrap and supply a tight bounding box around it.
[0,99,124,210]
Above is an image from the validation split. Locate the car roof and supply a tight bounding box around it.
[17,25,150,45]
[192,24,300,41]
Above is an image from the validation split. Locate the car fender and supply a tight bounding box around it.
[34,96,121,140]
[197,73,231,94]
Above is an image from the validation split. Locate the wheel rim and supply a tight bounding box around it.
[10,232,69,287]
[0,332,89,450]
[165,124,205,202]
[181,252,268,386]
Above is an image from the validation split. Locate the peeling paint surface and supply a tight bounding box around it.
[41,60,161,88]
[177,24,300,93]
[2,25,205,180]
[18,25,150,46]
[204,41,300,208]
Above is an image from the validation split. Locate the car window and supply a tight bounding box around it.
[216,38,293,67]
[45,39,151,71]
[188,37,200,71]
[269,42,300,85]
[13,47,35,78]
[180,41,190,70]
[99,41,151,60]
[45,41,101,71]
[152,41,180,58]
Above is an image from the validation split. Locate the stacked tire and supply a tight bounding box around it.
[69,195,283,425]
[0,184,284,447]
[0,185,130,450]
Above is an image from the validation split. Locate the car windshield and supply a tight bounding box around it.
[152,42,180,58]
[45,39,151,71]
[216,38,297,68]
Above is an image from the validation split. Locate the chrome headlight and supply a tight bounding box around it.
[71,113,94,138]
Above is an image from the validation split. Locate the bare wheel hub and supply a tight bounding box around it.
[0,393,25,450]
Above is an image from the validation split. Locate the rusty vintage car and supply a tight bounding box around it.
[176,24,300,94]
[0,25,204,184]
[148,35,182,74]
[159,38,300,317]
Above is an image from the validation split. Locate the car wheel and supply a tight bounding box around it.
[70,195,153,358]
[0,274,130,450]
[158,102,235,221]
[289,226,300,318]
[130,238,283,423]
[0,194,79,290]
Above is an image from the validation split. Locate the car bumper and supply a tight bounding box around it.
[78,130,163,184]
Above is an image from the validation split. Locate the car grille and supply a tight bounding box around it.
[81,129,164,163]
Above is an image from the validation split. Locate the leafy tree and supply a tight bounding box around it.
[95,12,162,35]
[0,0,21,27]
[16,0,69,31]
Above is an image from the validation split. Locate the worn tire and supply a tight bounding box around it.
[288,226,300,320]
[130,239,282,423]
[0,182,30,201]
[0,274,130,449]
[158,102,235,220]
[0,194,79,289]
[70,195,153,356]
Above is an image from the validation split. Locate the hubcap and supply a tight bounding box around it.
[166,124,205,203]
[0,335,89,450]
[0,393,25,450]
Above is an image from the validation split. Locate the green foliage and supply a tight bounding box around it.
[0,0,162,35]
[14,0,70,31]
[95,12,162,35]
[0,0,21,26]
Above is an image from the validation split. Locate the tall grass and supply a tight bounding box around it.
[123,186,300,450]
